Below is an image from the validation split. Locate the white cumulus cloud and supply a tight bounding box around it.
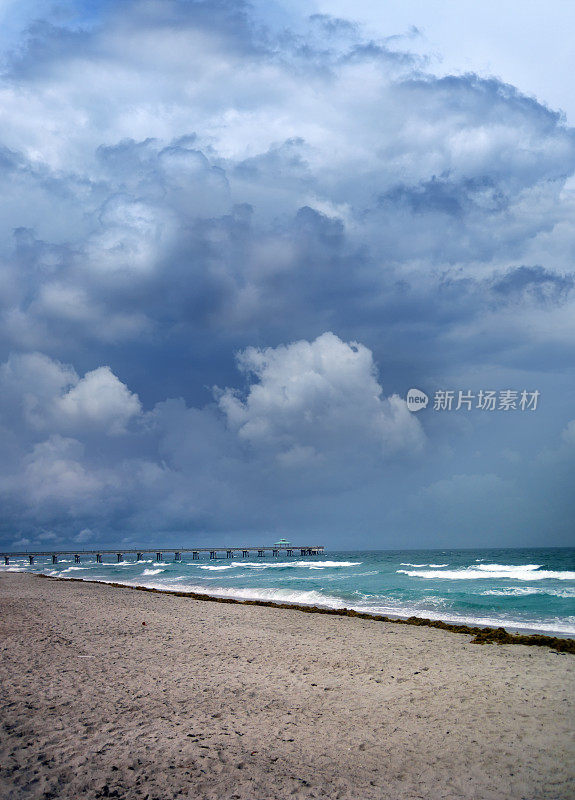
[218,332,424,463]
[0,353,141,435]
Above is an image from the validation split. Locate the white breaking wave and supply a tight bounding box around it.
[197,560,361,571]
[398,563,575,580]
[400,563,448,568]
[80,577,575,636]
[142,568,164,576]
[482,587,575,598]
[476,563,542,572]
[121,580,348,609]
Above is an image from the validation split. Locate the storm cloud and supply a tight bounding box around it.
[0,0,573,549]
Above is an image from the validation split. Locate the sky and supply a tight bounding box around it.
[0,0,573,552]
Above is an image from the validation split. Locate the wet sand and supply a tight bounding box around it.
[0,572,573,800]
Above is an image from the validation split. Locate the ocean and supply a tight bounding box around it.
[3,547,574,637]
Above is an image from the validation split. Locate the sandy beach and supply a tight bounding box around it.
[0,573,573,800]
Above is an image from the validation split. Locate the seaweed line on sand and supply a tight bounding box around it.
[35,573,575,654]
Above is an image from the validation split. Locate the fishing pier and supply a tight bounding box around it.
[1,545,325,565]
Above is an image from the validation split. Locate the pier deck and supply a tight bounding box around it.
[1,546,325,565]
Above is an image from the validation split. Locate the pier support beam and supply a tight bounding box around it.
[0,545,323,568]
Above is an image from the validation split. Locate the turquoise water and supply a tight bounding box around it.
[3,548,574,637]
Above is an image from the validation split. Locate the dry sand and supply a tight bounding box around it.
[0,572,573,800]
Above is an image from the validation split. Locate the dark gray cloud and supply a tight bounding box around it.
[491,265,574,304]
[0,0,573,549]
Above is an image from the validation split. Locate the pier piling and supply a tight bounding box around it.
[1,544,324,566]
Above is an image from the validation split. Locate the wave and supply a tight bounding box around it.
[482,587,575,598]
[78,576,575,636]
[123,580,348,609]
[476,563,542,572]
[197,560,361,571]
[142,568,164,576]
[400,563,448,568]
[397,563,575,581]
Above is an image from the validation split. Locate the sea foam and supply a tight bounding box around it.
[397,563,575,580]
[197,560,361,571]
[86,577,575,636]
[482,586,575,598]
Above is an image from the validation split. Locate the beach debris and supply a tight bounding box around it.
[36,573,575,653]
